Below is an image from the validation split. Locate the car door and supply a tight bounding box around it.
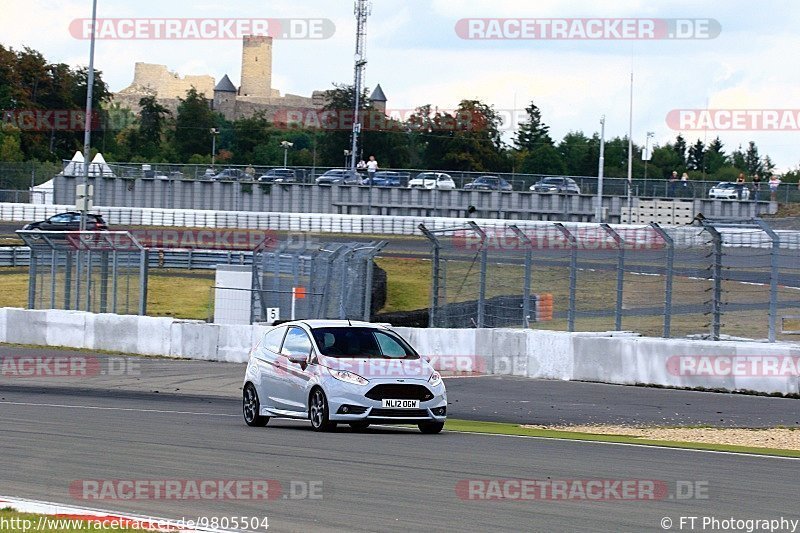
[279,327,314,414]
[252,326,287,411]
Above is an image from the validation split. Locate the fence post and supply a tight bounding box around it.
[362,241,388,322]
[27,247,37,309]
[139,249,149,316]
[701,223,723,341]
[648,223,674,338]
[554,223,577,332]
[601,224,626,331]
[419,224,441,328]
[754,219,780,342]
[508,225,533,327]
[468,221,488,328]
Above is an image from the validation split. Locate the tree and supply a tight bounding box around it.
[521,144,566,175]
[687,139,705,172]
[138,95,171,158]
[705,137,727,175]
[730,145,746,172]
[0,125,24,161]
[672,134,687,165]
[557,131,593,176]
[174,88,218,161]
[744,141,763,176]
[514,101,553,151]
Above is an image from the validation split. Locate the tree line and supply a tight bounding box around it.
[2,43,797,183]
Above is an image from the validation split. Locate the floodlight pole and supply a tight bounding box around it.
[349,0,371,173]
[80,0,98,231]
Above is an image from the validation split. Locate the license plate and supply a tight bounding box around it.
[382,399,419,409]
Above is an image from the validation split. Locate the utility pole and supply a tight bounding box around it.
[626,70,634,211]
[79,0,98,231]
[596,115,606,222]
[349,0,372,173]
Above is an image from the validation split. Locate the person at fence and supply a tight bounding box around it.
[736,172,746,200]
[680,172,689,188]
[769,175,781,201]
[367,155,379,184]
[668,170,679,196]
[357,159,367,171]
[751,173,762,201]
[245,164,256,177]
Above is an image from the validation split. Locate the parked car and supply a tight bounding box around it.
[259,168,297,183]
[530,177,581,194]
[363,171,411,187]
[315,169,364,185]
[408,172,456,190]
[22,212,108,233]
[211,168,249,181]
[242,320,447,433]
[709,182,750,200]
[464,175,513,191]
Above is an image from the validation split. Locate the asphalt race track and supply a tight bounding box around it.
[1,347,799,531]
[1,386,798,532]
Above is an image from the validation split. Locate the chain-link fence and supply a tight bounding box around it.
[17,231,148,315]
[421,220,800,342]
[250,240,387,324]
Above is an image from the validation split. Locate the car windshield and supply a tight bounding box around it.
[716,182,735,188]
[311,327,419,359]
[540,178,563,185]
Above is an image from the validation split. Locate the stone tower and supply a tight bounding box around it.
[370,84,387,113]
[213,75,238,120]
[240,35,273,98]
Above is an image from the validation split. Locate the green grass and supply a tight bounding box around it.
[442,419,800,458]
[0,509,153,532]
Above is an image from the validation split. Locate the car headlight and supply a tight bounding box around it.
[428,371,442,387]
[327,367,369,386]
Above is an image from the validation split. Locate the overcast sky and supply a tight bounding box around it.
[3,0,799,170]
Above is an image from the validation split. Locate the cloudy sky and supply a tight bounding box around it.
[3,0,799,170]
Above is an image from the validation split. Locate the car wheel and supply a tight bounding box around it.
[349,422,370,431]
[309,388,336,432]
[418,421,445,434]
[243,383,269,427]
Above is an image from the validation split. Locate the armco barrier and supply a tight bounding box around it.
[1,308,798,395]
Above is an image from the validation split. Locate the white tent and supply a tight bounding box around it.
[89,153,116,178]
[30,179,54,205]
[61,151,85,177]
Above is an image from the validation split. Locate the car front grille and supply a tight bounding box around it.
[365,384,434,401]
[369,409,429,418]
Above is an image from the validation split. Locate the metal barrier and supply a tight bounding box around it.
[16,231,148,315]
[420,220,800,342]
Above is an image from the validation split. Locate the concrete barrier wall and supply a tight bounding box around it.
[1,307,798,396]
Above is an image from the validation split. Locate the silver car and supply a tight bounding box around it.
[242,320,447,433]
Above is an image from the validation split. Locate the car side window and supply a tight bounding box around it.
[374,332,408,358]
[50,214,72,223]
[281,327,313,358]
[261,326,287,354]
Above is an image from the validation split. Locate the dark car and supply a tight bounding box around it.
[363,171,411,187]
[259,168,297,183]
[315,169,364,185]
[211,169,250,181]
[464,175,513,191]
[530,177,581,194]
[22,212,108,232]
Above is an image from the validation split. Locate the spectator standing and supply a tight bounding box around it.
[768,175,782,201]
[367,155,379,184]
[736,172,746,200]
[751,173,761,201]
[668,170,678,197]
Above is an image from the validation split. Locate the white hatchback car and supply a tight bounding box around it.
[708,182,750,200]
[408,172,456,190]
[243,320,447,433]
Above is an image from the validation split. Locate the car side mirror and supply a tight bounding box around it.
[287,353,307,365]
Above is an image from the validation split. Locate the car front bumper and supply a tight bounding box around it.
[325,379,447,423]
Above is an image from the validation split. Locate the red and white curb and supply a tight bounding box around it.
[0,495,232,532]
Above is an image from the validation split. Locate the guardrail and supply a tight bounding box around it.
[0,246,254,270]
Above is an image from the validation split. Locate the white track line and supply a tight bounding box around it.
[0,400,238,417]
